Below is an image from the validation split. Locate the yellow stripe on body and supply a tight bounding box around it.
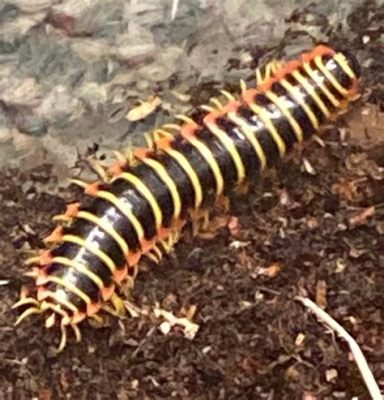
[163,148,203,209]
[333,53,356,79]
[52,256,104,290]
[227,111,267,170]
[43,297,78,314]
[62,234,116,274]
[185,136,224,196]
[246,101,286,157]
[204,120,246,183]
[278,79,319,130]
[44,275,91,304]
[141,157,182,220]
[294,67,331,118]
[314,55,349,97]
[42,288,79,313]
[95,190,145,244]
[76,210,129,257]
[114,172,162,229]
[265,90,305,143]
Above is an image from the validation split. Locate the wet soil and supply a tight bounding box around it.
[0,104,383,400]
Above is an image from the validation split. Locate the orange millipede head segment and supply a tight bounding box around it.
[256,45,336,93]
[347,78,361,101]
[308,44,336,59]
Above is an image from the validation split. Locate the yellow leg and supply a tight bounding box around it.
[240,79,247,94]
[256,60,283,86]
[200,104,216,113]
[103,292,126,318]
[190,208,210,236]
[210,97,224,110]
[175,114,195,124]
[220,90,236,101]
[87,157,109,182]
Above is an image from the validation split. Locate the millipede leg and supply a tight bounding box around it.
[190,209,210,236]
[103,292,126,318]
[57,325,67,353]
[255,60,283,86]
[14,306,42,326]
[87,157,109,182]
[71,324,82,343]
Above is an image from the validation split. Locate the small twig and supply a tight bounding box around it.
[296,296,383,400]
[171,0,179,20]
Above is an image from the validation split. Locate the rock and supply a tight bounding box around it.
[8,0,53,14]
[0,74,41,108]
[17,115,48,136]
[37,85,82,125]
[0,4,19,24]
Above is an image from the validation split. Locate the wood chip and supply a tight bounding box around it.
[349,206,375,226]
[315,280,327,309]
[154,307,199,340]
[126,96,161,121]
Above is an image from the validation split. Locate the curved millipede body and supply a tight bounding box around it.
[13,45,361,351]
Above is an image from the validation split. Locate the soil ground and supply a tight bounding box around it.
[1,2,384,398]
[0,105,383,400]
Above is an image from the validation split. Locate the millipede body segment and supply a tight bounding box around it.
[14,45,361,351]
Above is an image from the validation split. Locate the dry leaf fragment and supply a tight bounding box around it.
[349,206,375,226]
[37,388,52,400]
[315,280,327,309]
[180,304,197,320]
[228,216,240,237]
[331,178,361,202]
[258,263,281,278]
[154,307,199,340]
[126,96,161,121]
[229,240,251,249]
[326,368,338,382]
[295,332,306,347]
[303,157,317,175]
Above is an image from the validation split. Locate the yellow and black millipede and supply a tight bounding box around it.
[13,45,361,351]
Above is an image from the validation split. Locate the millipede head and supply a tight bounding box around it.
[333,47,362,80]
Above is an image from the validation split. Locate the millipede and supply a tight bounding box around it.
[13,44,362,352]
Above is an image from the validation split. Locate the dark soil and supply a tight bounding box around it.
[0,105,383,400]
[1,2,384,397]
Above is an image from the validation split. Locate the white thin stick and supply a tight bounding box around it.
[296,296,383,400]
[171,0,179,21]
